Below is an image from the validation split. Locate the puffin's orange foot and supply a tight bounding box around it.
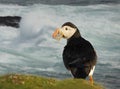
[89,76,94,86]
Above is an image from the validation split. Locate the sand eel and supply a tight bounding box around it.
[52,22,97,85]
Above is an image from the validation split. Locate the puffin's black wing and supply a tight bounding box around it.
[63,37,97,78]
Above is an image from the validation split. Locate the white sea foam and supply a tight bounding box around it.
[0,4,25,16]
[0,27,18,39]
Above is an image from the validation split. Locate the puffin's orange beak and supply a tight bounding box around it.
[52,29,59,38]
[52,28,63,40]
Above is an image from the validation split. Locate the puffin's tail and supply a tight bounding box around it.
[69,59,91,79]
[70,66,91,79]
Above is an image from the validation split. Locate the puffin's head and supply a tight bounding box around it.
[52,22,80,41]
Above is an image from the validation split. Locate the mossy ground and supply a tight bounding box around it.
[0,74,104,89]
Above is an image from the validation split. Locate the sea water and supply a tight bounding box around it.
[0,3,120,89]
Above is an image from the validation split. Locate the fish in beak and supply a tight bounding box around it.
[52,28,64,41]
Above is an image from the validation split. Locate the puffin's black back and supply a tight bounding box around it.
[63,37,97,78]
[62,22,97,78]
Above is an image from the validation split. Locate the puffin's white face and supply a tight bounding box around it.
[60,26,77,39]
[52,26,77,40]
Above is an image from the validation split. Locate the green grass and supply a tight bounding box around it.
[0,74,104,89]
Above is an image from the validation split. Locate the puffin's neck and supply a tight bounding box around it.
[67,29,81,44]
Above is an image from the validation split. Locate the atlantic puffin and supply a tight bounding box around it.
[52,22,97,85]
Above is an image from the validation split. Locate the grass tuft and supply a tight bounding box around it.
[0,74,104,89]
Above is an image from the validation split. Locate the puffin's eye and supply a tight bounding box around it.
[65,28,68,30]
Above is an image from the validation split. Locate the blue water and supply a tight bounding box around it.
[0,2,120,89]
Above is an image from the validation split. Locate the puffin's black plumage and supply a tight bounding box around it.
[62,22,97,79]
